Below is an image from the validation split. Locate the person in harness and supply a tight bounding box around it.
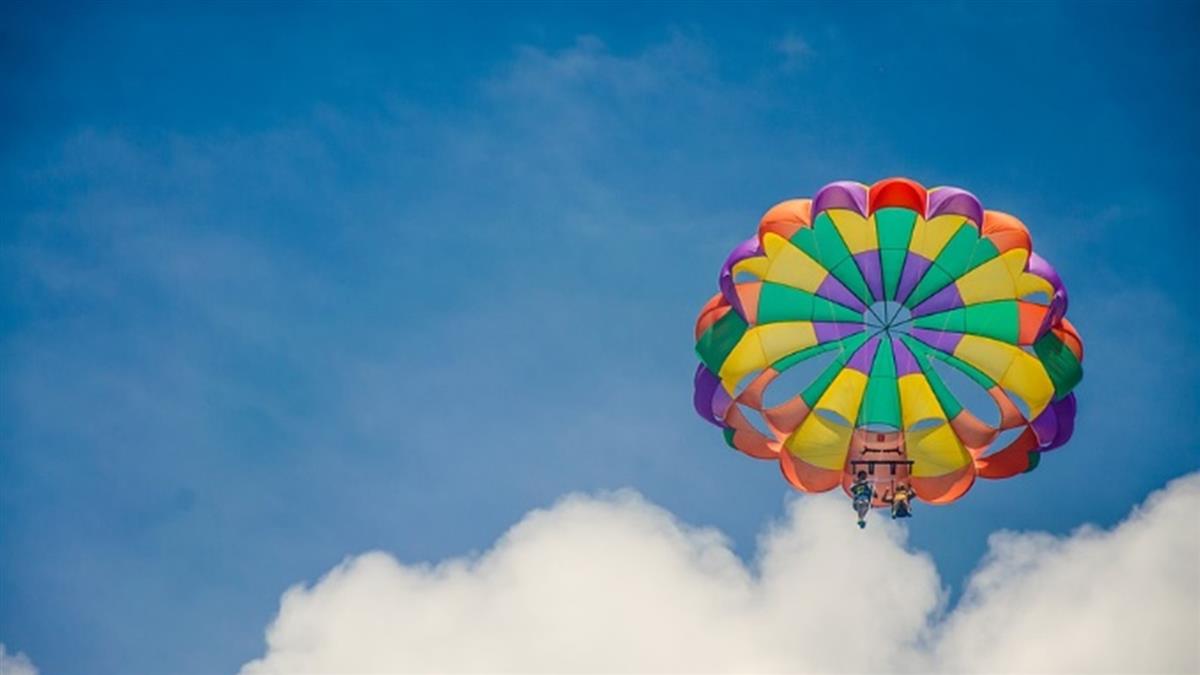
[850,471,874,529]
[884,483,914,519]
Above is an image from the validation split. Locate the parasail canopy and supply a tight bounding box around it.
[694,178,1083,505]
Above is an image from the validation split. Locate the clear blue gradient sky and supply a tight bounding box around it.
[3,2,1198,673]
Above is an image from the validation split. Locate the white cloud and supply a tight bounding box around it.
[242,474,1199,674]
[930,472,1200,673]
[0,645,38,675]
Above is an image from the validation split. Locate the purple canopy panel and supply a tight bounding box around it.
[926,187,984,226]
[1029,399,1058,448]
[846,335,881,374]
[853,251,885,302]
[816,275,867,312]
[1027,251,1069,335]
[912,283,964,317]
[895,253,932,305]
[718,235,762,321]
[813,321,866,343]
[910,327,964,355]
[1026,251,1064,293]
[812,181,868,217]
[1045,393,1077,450]
[892,337,922,376]
[693,364,724,427]
[710,383,734,424]
[1037,293,1068,339]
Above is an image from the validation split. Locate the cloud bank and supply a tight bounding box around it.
[0,645,38,675]
[242,473,1199,674]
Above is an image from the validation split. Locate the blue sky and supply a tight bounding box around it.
[2,2,1198,674]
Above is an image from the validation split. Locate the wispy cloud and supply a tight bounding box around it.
[775,32,812,72]
[1,33,767,673]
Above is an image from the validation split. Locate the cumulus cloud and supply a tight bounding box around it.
[932,472,1200,674]
[0,645,38,675]
[243,474,1199,674]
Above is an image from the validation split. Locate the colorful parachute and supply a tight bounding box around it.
[693,178,1083,505]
